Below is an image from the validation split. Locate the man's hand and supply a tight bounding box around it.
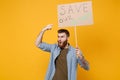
[76,47,84,60]
[42,24,53,31]
[35,24,53,47]
[76,46,90,70]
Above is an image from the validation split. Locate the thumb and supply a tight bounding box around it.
[76,45,78,49]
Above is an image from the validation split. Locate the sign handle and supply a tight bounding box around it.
[74,26,79,58]
[74,26,78,47]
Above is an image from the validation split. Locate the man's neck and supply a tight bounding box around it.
[61,43,69,49]
[65,43,69,49]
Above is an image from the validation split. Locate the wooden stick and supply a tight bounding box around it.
[74,26,78,47]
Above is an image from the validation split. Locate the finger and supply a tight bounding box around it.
[76,48,79,50]
[47,24,53,27]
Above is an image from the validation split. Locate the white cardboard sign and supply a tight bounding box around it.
[58,1,93,27]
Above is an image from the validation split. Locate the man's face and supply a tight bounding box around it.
[57,33,68,48]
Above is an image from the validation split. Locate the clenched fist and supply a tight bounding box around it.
[42,24,53,31]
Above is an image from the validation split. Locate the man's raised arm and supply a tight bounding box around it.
[35,24,53,47]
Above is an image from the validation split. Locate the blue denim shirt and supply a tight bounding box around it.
[38,42,89,80]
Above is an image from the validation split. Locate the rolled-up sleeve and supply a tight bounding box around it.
[77,58,90,70]
[38,42,53,52]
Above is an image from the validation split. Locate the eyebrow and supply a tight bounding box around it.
[58,35,64,37]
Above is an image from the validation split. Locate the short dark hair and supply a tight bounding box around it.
[58,29,70,37]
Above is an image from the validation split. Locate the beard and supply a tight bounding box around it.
[58,40,67,48]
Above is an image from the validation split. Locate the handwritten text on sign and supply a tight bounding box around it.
[58,1,93,27]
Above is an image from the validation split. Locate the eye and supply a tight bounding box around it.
[61,36,64,38]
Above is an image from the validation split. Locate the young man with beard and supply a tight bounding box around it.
[35,24,90,80]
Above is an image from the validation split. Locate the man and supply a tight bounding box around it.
[35,24,89,80]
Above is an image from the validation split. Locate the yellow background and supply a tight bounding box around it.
[0,0,120,80]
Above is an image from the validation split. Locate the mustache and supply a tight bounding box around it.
[57,40,62,43]
[57,40,67,44]
[57,39,68,42]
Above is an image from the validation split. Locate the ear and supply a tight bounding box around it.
[67,37,69,41]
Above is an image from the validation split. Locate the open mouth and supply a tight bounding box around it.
[58,41,62,45]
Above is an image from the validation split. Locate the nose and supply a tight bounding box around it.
[58,37,61,41]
